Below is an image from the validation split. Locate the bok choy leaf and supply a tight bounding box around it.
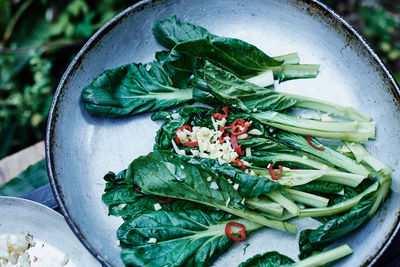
[153,16,319,84]
[128,151,297,233]
[102,170,208,219]
[119,210,262,267]
[181,155,281,197]
[81,61,193,117]
[102,169,265,267]
[299,199,374,259]
[196,62,371,122]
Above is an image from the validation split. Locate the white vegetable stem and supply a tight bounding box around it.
[254,111,375,142]
[292,244,353,267]
[264,191,300,216]
[284,188,329,208]
[245,70,274,88]
[345,142,393,175]
[273,52,300,64]
[245,197,284,217]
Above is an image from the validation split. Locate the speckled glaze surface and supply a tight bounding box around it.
[0,197,100,266]
[46,0,400,266]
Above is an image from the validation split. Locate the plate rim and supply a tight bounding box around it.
[0,195,62,218]
[45,0,400,266]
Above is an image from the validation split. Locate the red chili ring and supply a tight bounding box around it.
[231,119,249,136]
[268,163,283,180]
[225,222,246,242]
[212,106,229,120]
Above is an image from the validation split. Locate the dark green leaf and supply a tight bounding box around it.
[293,182,344,195]
[155,50,170,63]
[328,179,375,206]
[182,155,280,197]
[154,16,319,83]
[177,106,211,118]
[191,80,221,106]
[102,170,141,205]
[238,138,292,153]
[102,169,215,219]
[238,251,294,267]
[101,167,263,267]
[153,117,188,151]
[150,110,175,121]
[119,209,262,267]
[152,15,215,50]
[299,199,374,259]
[194,62,298,112]
[111,195,210,220]
[128,151,296,232]
[164,37,282,81]
[154,16,284,80]
[127,151,243,206]
[81,61,193,117]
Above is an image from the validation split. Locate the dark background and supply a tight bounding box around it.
[0,0,399,159]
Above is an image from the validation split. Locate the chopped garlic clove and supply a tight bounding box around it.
[148,238,157,244]
[153,203,162,211]
[247,129,263,136]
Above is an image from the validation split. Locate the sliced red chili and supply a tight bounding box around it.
[156,197,176,204]
[233,158,247,171]
[306,136,325,151]
[225,222,246,242]
[217,132,229,144]
[230,135,244,156]
[175,125,192,145]
[222,106,229,116]
[236,146,245,156]
[184,141,198,147]
[219,126,232,132]
[231,134,238,148]
[218,126,232,144]
[133,184,143,194]
[212,106,229,120]
[231,119,250,136]
[268,163,283,180]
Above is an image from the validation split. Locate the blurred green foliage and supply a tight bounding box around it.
[0,0,399,159]
[361,5,400,69]
[323,0,400,82]
[0,0,134,158]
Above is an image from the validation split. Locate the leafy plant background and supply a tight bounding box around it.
[0,0,398,159]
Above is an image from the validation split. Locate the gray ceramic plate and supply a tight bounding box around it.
[46,0,400,266]
[0,197,100,266]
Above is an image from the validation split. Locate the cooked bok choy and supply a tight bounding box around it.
[84,15,392,267]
